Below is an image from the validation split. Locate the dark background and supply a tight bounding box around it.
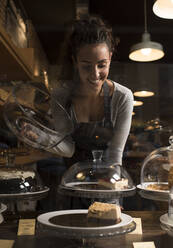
[15,0,173,65]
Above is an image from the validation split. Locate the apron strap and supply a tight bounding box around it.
[103,82,113,128]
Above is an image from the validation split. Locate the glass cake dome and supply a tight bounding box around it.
[138,136,173,201]
[59,151,136,199]
[3,82,73,150]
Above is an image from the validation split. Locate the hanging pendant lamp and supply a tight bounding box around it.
[129,0,164,62]
[133,78,155,98]
[153,0,173,19]
[133,89,155,97]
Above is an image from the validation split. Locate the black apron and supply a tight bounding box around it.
[61,82,120,209]
[65,81,114,167]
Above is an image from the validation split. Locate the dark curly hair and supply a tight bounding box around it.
[68,15,115,61]
[57,15,115,82]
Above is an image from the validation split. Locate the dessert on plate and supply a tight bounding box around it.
[146,166,173,191]
[87,201,121,225]
[146,183,169,191]
[98,178,128,190]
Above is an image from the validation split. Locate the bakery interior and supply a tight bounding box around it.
[1,0,173,247]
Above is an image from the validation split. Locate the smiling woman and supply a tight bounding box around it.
[76,43,112,97]
[48,15,134,167]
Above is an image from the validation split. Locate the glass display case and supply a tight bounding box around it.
[137,136,173,202]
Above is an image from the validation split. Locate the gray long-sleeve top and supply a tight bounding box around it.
[49,80,134,165]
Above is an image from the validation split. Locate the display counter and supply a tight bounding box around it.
[0,210,172,247]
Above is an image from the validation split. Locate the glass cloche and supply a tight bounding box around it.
[59,150,136,199]
[138,136,173,201]
[3,82,73,150]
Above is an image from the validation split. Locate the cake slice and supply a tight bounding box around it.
[146,183,169,191]
[87,201,121,225]
[98,178,128,190]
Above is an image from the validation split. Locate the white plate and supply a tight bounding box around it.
[137,182,169,193]
[37,209,133,231]
[64,182,136,193]
[160,213,173,227]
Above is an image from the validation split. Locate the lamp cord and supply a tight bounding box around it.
[144,0,148,33]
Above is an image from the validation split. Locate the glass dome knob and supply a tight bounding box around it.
[92,150,103,162]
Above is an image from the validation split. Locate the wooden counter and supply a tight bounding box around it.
[0,211,172,247]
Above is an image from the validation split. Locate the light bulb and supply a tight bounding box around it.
[141,48,151,56]
[153,0,173,19]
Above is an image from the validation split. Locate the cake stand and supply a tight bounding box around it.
[160,213,173,237]
[0,186,49,214]
[59,182,136,200]
[37,209,136,248]
[137,184,173,236]
[159,187,173,236]
[0,186,49,201]
[137,183,169,202]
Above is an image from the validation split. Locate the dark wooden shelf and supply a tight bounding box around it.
[0,22,34,81]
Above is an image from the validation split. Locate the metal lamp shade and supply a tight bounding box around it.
[129,32,164,62]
